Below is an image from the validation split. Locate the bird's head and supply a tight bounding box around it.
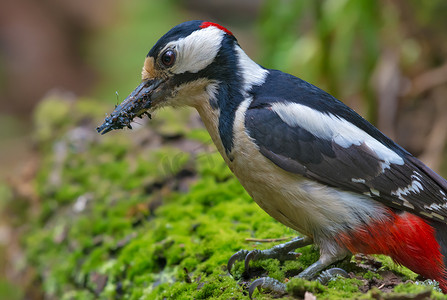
[97,20,241,134]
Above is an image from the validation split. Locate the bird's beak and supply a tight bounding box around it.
[96,78,164,134]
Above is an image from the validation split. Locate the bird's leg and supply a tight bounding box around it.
[227,236,312,273]
[248,248,349,298]
[296,250,349,279]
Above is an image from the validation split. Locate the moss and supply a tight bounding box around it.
[287,277,325,298]
[363,270,382,280]
[374,255,418,281]
[152,107,195,138]
[19,95,445,299]
[393,281,446,298]
[33,96,72,144]
[363,285,447,300]
[323,277,364,299]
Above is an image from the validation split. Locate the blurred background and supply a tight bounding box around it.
[1,0,447,298]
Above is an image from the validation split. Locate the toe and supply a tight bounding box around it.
[227,249,250,274]
[316,267,349,285]
[248,277,286,299]
[244,250,260,270]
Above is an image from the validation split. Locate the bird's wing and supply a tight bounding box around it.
[244,95,447,223]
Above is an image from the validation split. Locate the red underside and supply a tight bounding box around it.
[338,210,447,292]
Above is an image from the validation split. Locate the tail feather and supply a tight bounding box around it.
[430,220,447,292]
[339,211,447,293]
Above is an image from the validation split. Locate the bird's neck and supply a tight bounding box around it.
[195,100,234,165]
[209,46,269,156]
[233,46,269,93]
[194,46,269,160]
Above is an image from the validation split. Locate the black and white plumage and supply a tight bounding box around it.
[97,20,447,294]
[246,69,447,222]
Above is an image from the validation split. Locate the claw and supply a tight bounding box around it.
[228,236,312,275]
[244,250,259,271]
[248,278,264,299]
[249,277,286,299]
[227,249,250,274]
[316,267,349,285]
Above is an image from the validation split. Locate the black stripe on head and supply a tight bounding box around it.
[167,33,242,156]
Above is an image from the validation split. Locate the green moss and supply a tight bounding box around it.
[363,284,447,300]
[363,270,382,280]
[374,255,418,281]
[33,97,72,143]
[393,281,446,298]
[20,95,442,299]
[152,107,194,138]
[324,277,364,298]
[287,277,325,298]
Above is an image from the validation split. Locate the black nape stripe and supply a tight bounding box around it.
[166,34,242,156]
[212,37,244,156]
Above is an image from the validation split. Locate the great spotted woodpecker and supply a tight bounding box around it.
[97,21,447,295]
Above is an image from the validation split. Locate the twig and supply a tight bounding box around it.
[419,91,447,172]
[406,63,447,96]
[245,237,292,243]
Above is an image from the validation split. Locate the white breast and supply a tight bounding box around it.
[196,97,389,253]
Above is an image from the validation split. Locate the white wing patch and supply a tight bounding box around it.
[271,102,404,169]
[370,188,380,196]
[425,203,447,211]
[351,178,366,183]
[391,172,424,200]
[166,26,225,74]
[391,180,424,199]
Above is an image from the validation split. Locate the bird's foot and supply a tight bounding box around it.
[227,236,312,274]
[238,245,349,298]
[316,267,349,285]
[249,277,286,298]
[248,267,349,299]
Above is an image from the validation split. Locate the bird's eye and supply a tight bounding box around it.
[161,50,176,67]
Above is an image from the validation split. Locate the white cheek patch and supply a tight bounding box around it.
[271,102,405,167]
[166,27,225,74]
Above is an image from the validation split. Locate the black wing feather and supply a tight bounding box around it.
[245,71,447,223]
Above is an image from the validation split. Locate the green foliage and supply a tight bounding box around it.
[259,0,383,122]
[0,279,23,300]
[86,0,183,103]
[33,96,72,144]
